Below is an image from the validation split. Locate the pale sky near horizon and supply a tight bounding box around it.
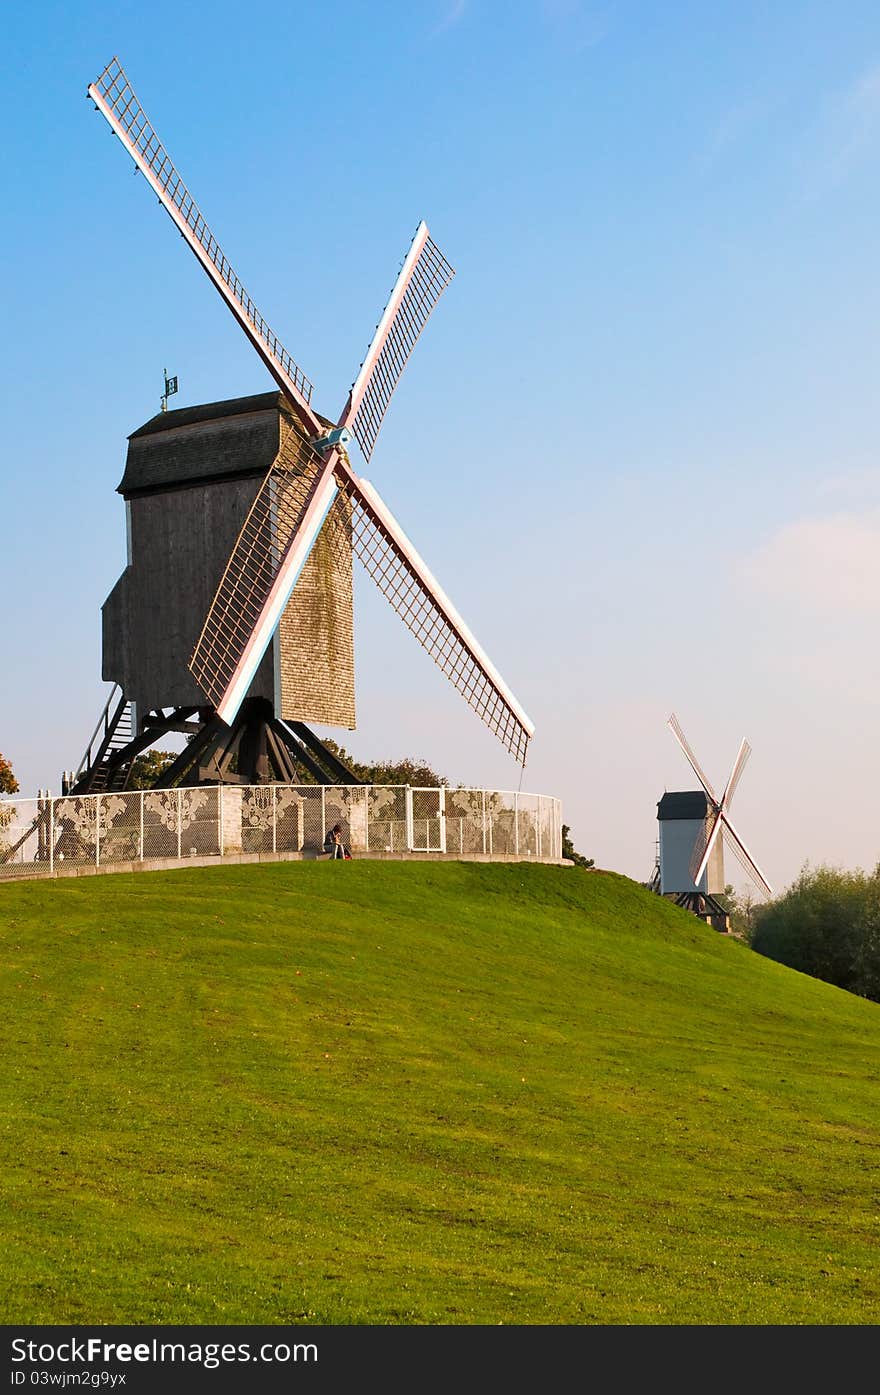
[4,1,880,895]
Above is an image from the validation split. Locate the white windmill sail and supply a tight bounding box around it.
[667,712,718,804]
[711,811,772,900]
[339,221,455,459]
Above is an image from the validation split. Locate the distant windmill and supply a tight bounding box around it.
[653,713,772,929]
[69,57,534,793]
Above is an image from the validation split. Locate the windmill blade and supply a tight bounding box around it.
[189,420,340,723]
[719,812,773,899]
[691,810,723,887]
[334,463,534,764]
[339,222,455,460]
[88,57,321,435]
[667,713,719,804]
[687,813,713,883]
[720,738,751,811]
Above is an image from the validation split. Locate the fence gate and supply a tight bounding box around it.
[407,787,446,853]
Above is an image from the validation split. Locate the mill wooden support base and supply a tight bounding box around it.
[69,697,359,792]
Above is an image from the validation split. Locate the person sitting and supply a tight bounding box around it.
[323,823,350,859]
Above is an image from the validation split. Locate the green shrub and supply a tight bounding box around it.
[751,864,880,1002]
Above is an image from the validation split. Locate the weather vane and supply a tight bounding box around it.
[160,368,178,413]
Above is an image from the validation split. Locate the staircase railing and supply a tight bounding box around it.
[70,686,131,790]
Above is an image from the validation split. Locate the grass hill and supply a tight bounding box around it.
[1,860,879,1325]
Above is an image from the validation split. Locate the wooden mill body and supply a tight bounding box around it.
[102,392,356,729]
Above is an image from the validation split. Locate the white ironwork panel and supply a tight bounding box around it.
[0,798,45,875]
[365,786,409,853]
[54,796,100,868]
[445,789,487,855]
[94,794,141,863]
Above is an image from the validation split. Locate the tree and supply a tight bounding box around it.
[750,864,880,1003]
[562,824,594,869]
[127,749,179,789]
[0,753,19,795]
[716,883,758,941]
[363,756,448,787]
[0,753,19,853]
[312,739,449,788]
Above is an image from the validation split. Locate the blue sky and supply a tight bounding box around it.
[4,1,880,891]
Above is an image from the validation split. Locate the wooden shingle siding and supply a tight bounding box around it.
[102,394,356,728]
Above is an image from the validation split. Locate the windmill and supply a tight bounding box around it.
[654,713,772,928]
[70,57,534,793]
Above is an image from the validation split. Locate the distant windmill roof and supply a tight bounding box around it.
[657,790,711,820]
[118,392,332,498]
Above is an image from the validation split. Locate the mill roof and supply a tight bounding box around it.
[127,391,287,442]
[657,790,711,821]
[118,391,332,497]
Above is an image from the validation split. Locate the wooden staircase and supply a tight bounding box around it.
[67,687,138,794]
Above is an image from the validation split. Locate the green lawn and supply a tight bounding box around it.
[1,860,879,1324]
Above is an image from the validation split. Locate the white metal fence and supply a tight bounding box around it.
[0,786,562,881]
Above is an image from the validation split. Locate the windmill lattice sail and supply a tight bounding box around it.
[88,57,318,430]
[667,712,718,803]
[715,812,772,899]
[335,471,534,764]
[686,815,714,885]
[341,223,455,461]
[722,739,751,809]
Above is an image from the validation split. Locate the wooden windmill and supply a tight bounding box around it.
[70,57,534,793]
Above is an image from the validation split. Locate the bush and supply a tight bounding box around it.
[751,864,880,1003]
[127,750,179,789]
[304,740,449,788]
[562,824,594,869]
